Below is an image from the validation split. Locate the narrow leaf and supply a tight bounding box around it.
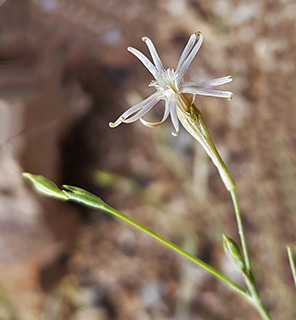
[287,246,296,287]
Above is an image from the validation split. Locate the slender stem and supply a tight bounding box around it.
[230,180,272,320]
[255,300,273,320]
[243,275,272,320]
[176,96,272,318]
[227,175,272,319]
[287,246,296,286]
[100,203,248,298]
[230,188,252,272]
[63,185,248,298]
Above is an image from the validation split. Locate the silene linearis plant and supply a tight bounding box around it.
[23,32,296,319]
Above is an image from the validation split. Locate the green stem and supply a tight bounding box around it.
[98,203,248,298]
[221,166,272,320]
[211,157,272,319]
[256,299,273,320]
[230,188,252,273]
[217,166,272,320]
[224,169,272,320]
[243,275,272,320]
[23,174,248,300]
[287,246,296,286]
[176,95,273,319]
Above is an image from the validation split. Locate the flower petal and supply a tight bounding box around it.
[142,37,164,72]
[123,93,162,123]
[182,87,233,99]
[176,33,197,73]
[109,92,161,127]
[177,32,203,79]
[184,76,233,88]
[169,100,179,136]
[140,100,170,127]
[128,47,158,78]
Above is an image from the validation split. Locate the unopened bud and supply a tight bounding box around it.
[223,234,246,272]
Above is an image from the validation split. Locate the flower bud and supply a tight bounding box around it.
[223,234,246,272]
[23,173,68,200]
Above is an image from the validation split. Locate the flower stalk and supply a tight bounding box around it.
[176,94,272,320]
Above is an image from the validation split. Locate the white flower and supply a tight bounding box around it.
[109,32,233,136]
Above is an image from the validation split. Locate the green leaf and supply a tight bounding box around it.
[23,173,68,200]
[223,234,246,272]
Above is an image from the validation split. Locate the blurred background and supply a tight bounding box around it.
[0,0,295,319]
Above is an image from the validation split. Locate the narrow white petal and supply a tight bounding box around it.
[109,92,161,127]
[184,76,233,88]
[124,102,159,123]
[176,33,197,73]
[123,93,162,123]
[140,101,170,127]
[169,100,179,136]
[128,47,157,78]
[177,32,203,79]
[109,105,143,127]
[182,87,233,99]
[142,37,164,72]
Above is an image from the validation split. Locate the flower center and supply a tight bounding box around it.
[149,68,181,100]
